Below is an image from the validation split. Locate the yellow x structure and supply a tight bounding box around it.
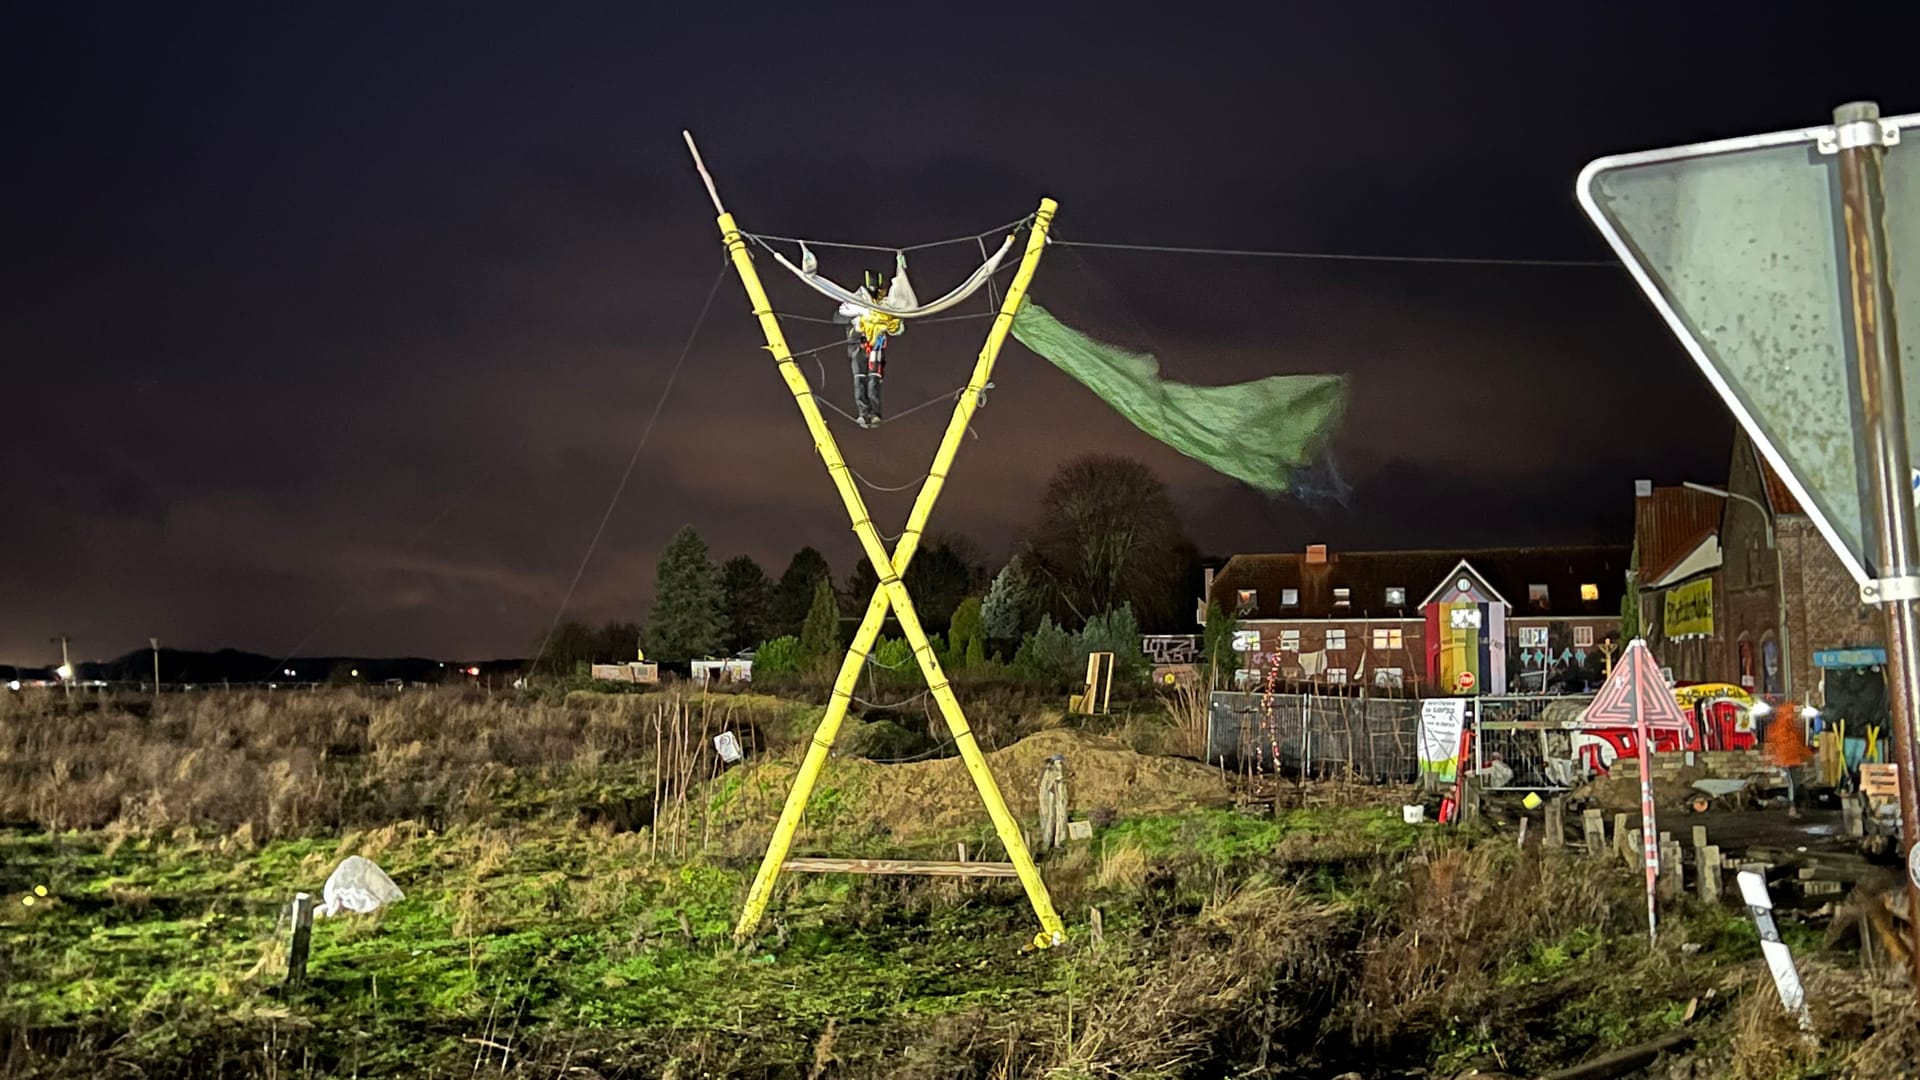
[706,191,1065,950]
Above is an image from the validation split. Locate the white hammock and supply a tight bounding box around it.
[769,233,1018,319]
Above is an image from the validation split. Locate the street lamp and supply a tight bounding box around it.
[1684,482,1775,549]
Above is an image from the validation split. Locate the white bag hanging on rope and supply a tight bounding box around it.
[316,854,404,917]
[886,251,918,310]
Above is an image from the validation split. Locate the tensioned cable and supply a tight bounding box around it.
[1051,237,1617,268]
[747,213,1032,256]
[530,261,728,676]
[803,352,978,443]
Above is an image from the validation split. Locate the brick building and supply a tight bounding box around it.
[1635,430,1887,718]
[1205,544,1628,695]
[1630,482,1727,684]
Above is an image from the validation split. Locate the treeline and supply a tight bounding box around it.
[533,454,1212,685]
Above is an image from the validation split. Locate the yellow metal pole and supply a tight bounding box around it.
[721,200,1065,949]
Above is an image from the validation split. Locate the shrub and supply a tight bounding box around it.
[753,636,802,676]
[1012,616,1077,684]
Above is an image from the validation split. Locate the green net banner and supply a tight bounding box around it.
[1010,299,1348,493]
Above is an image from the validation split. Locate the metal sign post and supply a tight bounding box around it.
[1579,101,1920,985]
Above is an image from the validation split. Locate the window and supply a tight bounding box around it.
[1385,587,1406,606]
[1573,625,1595,648]
[1325,628,1347,651]
[1333,587,1351,606]
[1371,627,1404,650]
[1279,629,1301,652]
[1235,589,1258,613]
[1281,588,1299,607]
[1528,584,1550,610]
[1327,667,1348,685]
[1580,583,1600,602]
[1518,626,1549,648]
[1374,667,1404,690]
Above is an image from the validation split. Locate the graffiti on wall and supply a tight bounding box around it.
[1141,635,1201,664]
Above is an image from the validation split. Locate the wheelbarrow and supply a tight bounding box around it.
[1686,773,1781,813]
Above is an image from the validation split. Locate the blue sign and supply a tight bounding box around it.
[1814,647,1887,669]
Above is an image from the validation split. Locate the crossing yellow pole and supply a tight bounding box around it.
[718,200,1065,949]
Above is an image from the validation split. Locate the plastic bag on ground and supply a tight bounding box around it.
[316,855,404,917]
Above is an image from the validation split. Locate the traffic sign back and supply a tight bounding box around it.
[1585,639,1689,731]
[1577,110,1920,587]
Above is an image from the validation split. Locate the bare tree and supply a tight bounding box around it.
[1024,454,1193,630]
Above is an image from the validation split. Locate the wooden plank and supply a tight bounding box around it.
[1862,763,1899,799]
[1539,1029,1695,1080]
[781,857,1019,878]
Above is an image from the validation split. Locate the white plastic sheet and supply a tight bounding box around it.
[316,855,404,917]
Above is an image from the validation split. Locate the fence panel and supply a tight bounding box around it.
[1207,692,1422,783]
[1210,692,1598,789]
[1468,695,1593,790]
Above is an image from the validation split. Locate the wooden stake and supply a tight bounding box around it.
[1659,838,1684,900]
[1583,808,1607,854]
[287,892,314,986]
[1545,798,1566,849]
[1698,846,1723,904]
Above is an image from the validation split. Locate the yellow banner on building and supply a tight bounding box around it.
[1664,578,1714,639]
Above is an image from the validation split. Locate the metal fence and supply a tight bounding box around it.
[1469,695,1594,790]
[1207,692,1423,783]
[1208,691,1598,790]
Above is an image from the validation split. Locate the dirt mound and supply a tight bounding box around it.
[726,728,1232,834]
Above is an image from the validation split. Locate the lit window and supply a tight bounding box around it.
[1580,583,1600,602]
[1327,668,1348,685]
[1279,629,1301,652]
[1374,667,1404,689]
[1235,589,1257,614]
[1385,587,1406,606]
[1372,627,1404,650]
[1334,587,1351,607]
[1325,628,1347,651]
[1528,584,1550,610]
[1281,588,1299,607]
[1574,626,1595,648]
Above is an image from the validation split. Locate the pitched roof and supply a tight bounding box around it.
[1756,457,1805,515]
[1211,545,1630,620]
[1634,486,1724,583]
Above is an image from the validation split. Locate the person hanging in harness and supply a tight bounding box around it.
[834,267,904,428]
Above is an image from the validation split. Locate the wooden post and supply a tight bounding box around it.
[1691,825,1709,851]
[1697,846,1723,904]
[1659,838,1684,900]
[1545,798,1566,849]
[1614,813,1631,858]
[1517,817,1530,848]
[1843,797,1864,837]
[1037,756,1068,857]
[1089,906,1104,947]
[1583,808,1607,854]
[1458,777,1481,824]
[1623,829,1643,871]
[287,892,314,986]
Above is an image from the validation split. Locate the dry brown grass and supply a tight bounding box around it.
[1032,877,1348,1078]
[0,686,804,841]
[1350,840,1632,1041]
[1728,959,1920,1080]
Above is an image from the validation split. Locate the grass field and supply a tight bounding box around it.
[1,685,1913,1078]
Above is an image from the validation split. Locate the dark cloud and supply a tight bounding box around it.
[0,1,1900,662]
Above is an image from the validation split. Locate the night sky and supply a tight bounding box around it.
[4,3,1910,664]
